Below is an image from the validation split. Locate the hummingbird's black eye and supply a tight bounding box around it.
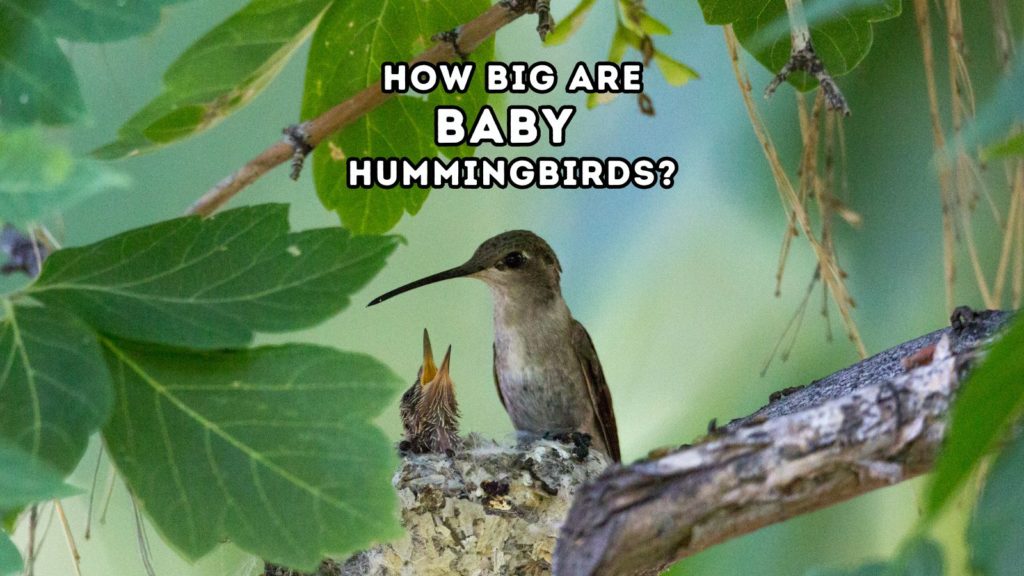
[502,251,526,269]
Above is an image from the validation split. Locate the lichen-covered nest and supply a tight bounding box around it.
[269,434,610,576]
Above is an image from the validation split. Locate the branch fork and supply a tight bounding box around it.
[765,40,851,116]
[764,0,851,115]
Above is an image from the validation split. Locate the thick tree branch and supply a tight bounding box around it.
[553,309,1012,576]
[186,2,530,217]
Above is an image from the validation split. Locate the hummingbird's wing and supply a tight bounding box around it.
[571,320,621,463]
[492,343,508,411]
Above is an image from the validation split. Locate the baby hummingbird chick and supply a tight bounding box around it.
[415,345,460,455]
[399,329,437,451]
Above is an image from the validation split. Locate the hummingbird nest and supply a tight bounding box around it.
[271,433,610,576]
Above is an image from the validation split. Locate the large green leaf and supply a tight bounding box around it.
[302,0,493,235]
[43,0,189,43]
[101,339,402,570]
[0,0,188,127]
[28,204,399,349]
[0,301,113,473]
[0,0,85,126]
[698,0,901,90]
[807,564,888,576]
[0,439,79,509]
[891,539,944,576]
[0,439,80,576]
[968,433,1024,576]
[95,0,333,159]
[0,532,19,576]
[806,538,944,576]
[926,318,1024,518]
[0,129,129,226]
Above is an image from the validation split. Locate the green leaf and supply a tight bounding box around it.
[891,538,944,576]
[805,538,944,576]
[588,25,633,109]
[545,0,599,46]
[981,132,1024,161]
[588,24,697,108]
[806,563,888,576]
[0,532,19,576]
[302,0,493,235]
[617,0,671,37]
[968,432,1024,576]
[0,440,79,509]
[698,0,901,90]
[654,51,699,86]
[28,204,399,349]
[101,339,403,570]
[43,0,189,43]
[0,129,130,226]
[926,318,1024,519]
[0,301,113,473]
[94,0,333,159]
[0,0,190,127]
[0,0,85,126]
[0,439,80,576]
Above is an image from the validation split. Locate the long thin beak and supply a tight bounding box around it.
[368,263,478,306]
[421,328,437,385]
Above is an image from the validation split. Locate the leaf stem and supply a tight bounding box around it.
[783,0,811,51]
[186,3,527,217]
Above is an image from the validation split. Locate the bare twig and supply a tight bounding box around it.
[725,26,867,358]
[989,0,1014,73]
[553,309,1012,576]
[85,444,104,540]
[186,3,529,217]
[764,0,850,115]
[912,0,957,312]
[25,505,37,576]
[99,463,118,525]
[54,501,83,576]
[131,492,158,576]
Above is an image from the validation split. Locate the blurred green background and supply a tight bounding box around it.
[12,0,1013,574]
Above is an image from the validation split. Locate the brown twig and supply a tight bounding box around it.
[186,3,528,217]
[912,0,957,312]
[724,26,867,358]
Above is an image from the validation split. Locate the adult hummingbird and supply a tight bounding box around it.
[370,231,620,462]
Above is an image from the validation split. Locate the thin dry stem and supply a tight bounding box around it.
[54,501,83,576]
[993,169,1020,303]
[989,0,1014,73]
[725,26,866,358]
[99,463,117,525]
[1013,162,1024,307]
[913,0,957,312]
[25,506,37,576]
[85,444,104,540]
[187,3,526,217]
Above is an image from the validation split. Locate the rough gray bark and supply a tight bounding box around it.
[552,308,1012,576]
